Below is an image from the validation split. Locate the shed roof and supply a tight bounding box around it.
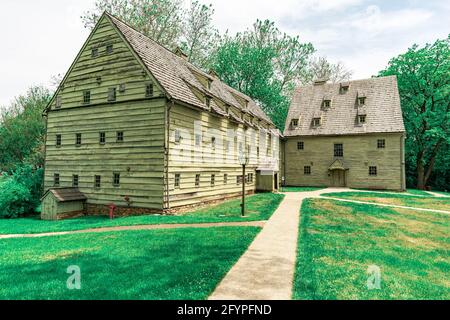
[284,76,405,137]
[42,188,87,202]
[105,13,274,126]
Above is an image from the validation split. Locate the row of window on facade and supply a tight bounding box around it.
[174,173,254,189]
[297,140,386,155]
[175,129,274,157]
[318,95,366,109]
[53,173,120,188]
[55,131,124,147]
[290,113,367,129]
[54,83,154,108]
[302,166,378,176]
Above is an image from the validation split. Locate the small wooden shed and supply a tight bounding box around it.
[41,188,87,220]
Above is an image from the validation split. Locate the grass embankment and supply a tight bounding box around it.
[0,193,284,235]
[0,227,260,300]
[293,198,449,300]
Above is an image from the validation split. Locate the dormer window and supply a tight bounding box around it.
[358,115,366,124]
[340,83,349,94]
[322,100,331,108]
[312,117,321,127]
[205,96,211,108]
[290,119,299,128]
[358,97,366,105]
[207,79,212,90]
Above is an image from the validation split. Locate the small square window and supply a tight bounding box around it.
[91,48,98,57]
[312,118,321,127]
[377,139,386,149]
[99,132,106,144]
[224,174,228,185]
[106,44,113,54]
[211,137,216,149]
[75,133,82,146]
[108,88,116,102]
[83,90,91,104]
[297,141,304,150]
[54,173,60,187]
[291,119,298,128]
[113,173,120,187]
[146,83,154,97]
[359,115,366,124]
[72,175,79,187]
[322,100,331,108]
[55,96,62,109]
[119,84,126,93]
[174,173,180,188]
[358,97,366,105]
[195,174,200,188]
[340,85,349,94]
[237,175,243,185]
[304,166,311,175]
[369,166,377,176]
[334,143,343,157]
[94,175,101,188]
[116,131,124,142]
[211,174,215,187]
[56,134,62,147]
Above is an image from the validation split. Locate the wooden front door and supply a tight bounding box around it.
[331,170,346,187]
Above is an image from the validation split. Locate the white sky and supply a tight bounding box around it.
[0,0,449,106]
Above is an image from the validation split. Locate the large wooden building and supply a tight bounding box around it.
[42,13,281,217]
[283,76,406,191]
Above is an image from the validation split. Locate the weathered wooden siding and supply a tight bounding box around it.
[166,102,280,208]
[44,16,166,210]
[284,133,405,190]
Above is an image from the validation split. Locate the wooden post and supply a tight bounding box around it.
[241,164,246,217]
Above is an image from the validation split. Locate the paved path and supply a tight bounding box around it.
[209,190,324,300]
[425,191,450,198]
[0,221,266,240]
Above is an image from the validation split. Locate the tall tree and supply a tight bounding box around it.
[308,56,353,83]
[180,1,219,68]
[81,0,184,50]
[210,20,314,130]
[379,36,450,190]
[0,86,51,172]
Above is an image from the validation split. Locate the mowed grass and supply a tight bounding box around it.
[0,193,284,235]
[0,227,260,300]
[322,191,450,212]
[294,199,450,300]
[281,186,324,192]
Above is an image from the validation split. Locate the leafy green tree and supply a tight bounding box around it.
[181,1,219,68]
[210,20,314,130]
[0,86,51,172]
[379,36,450,190]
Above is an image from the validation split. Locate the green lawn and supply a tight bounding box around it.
[0,193,284,235]
[322,191,450,212]
[406,189,433,196]
[0,226,259,300]
[281,186,324,192]
[294,199,449,300]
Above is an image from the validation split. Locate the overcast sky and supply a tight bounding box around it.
[0,0,449,106]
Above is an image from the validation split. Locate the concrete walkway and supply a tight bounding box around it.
[425,191,450,198]
[0,221,265,240]
[209,190,323,300]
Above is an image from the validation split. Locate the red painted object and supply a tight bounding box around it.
[109,204,116,220]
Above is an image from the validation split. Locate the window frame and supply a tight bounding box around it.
[108,87,116,102]
[56,134,62,147]
[322,100,331,108]
[358,97,366,105]
[224,173,228,185]
[116,131,124,142]
[291,119,298,128]
[297,141,304,150]
[113,173,120,187]
[377,139,386,149]
[145,83,154,97]
[312,117,321,127]
[55,96,62,109]
[174,173,181,188]
[72,174,79,187]
[334,143,344,157]
[211,174,215,187]
[358,115,366,124]
[99,132,106,145]
[83,90,91,104]
[195,174,200,188]
[304,166,311,175]
[91,48,99,58]
[75,133,82,146]
[369,166,378,176]
[106,44,113,54]
[54,173,60,187]
[94,175,101,188]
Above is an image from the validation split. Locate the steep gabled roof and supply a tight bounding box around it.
[284,76,405,136]
[106,13,274,125]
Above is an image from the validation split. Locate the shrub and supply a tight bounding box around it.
[0,165,43,218]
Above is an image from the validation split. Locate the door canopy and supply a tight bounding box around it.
[328,159,348,171]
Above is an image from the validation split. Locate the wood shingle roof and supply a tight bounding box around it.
[284,76,405,137]
[106,13,274,126]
